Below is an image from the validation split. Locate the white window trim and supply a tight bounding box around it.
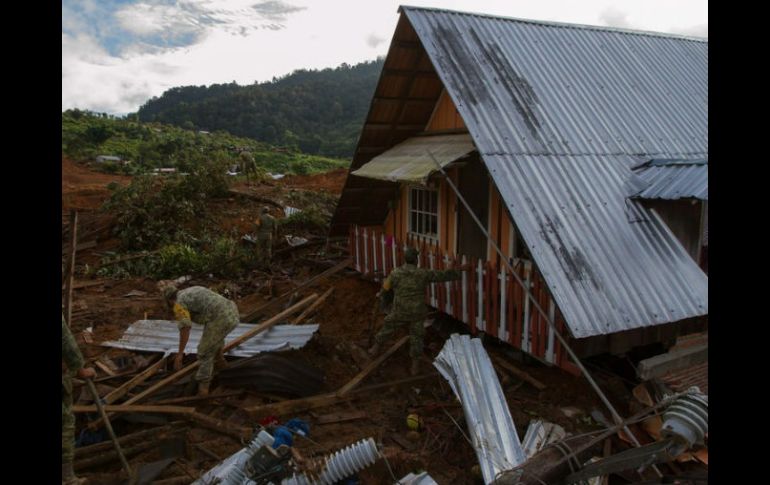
[407,185,441,243]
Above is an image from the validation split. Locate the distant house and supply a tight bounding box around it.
[198,130,211,135]
[331,6,708,374]
[152,167,178,175]
[95,155,122,163]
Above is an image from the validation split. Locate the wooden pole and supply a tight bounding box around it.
[292,287,334,324]
[242,257,351,322]
[102,356,169,404]
[74,404,195,414]
[337,335,410,396]
[64,210,78,327]
[85,379,135,483]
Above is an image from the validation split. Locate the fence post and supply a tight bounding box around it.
[381,234,388,277]
[477,259,484,332]
[499,265,507,342]
[428,249,436,307]
[461,255,468,324]
[546,300,556,364]
[444,253,452,315]
[363,227,369,276]
[522,272,531,353]
[354,226,361,272]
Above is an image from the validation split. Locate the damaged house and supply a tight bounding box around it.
[331,6,708,374]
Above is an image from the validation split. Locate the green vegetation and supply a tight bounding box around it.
[62,110,348,176]
[136,58,383,158]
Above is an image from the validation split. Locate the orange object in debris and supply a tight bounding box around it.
[632,383,655,407]
[641,415,663,441]
[693,447,708,466]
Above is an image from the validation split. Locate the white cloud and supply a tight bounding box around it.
[62,0,707,114]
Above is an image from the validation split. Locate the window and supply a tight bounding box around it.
[408,187,439,240]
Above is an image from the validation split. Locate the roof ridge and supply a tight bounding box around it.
[399,5,707,42]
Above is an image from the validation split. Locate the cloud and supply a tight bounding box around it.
[251,1,306,22]
[599,7,633,29]
[672,23,708,38]
[366,33,385,49]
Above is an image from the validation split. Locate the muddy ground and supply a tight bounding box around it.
[62,158,693,484]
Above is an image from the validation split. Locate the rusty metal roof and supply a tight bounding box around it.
[399,6,708,337]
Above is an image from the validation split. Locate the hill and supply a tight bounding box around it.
[62,110,347,176]
[135,58,383,158]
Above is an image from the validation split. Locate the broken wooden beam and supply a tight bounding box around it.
[245,373,437,416]
[292,286,334,324]
[74,440,157,472]
[63,209,78,327]
[74,422,185,457]
[336,335,410,396]
[242,257,351,322]
[315,410,368,425]
[151,390,243,406]
[73,404,195,414]
[185,411,252,441]
[101,355,169,405]
[490,354,547,391]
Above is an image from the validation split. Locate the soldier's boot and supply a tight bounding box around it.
[367,342,381,357]
[410,359,420,376]
[214,352,228,371]
[62,462,86,485]
[197,380,211,397]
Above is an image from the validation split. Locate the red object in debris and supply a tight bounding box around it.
[259,415,279,427]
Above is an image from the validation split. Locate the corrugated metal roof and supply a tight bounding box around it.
[352,134,475,183]
[101,320,319,357]
[632,159,708,200]
[520,420,567,459]
[402,7,708,337]
[396,472,438,485]
[433,334,525,483]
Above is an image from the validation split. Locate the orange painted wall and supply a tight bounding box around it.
[425,90,466,132]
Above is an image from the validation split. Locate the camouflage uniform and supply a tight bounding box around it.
[62,314,85,466]
[374,263,461,358]
[175,286,240,383]
[256,213,276,265]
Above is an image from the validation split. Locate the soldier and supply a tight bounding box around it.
[255,206,277,266]
[62,314,96,485]
[368,247,470,375]
[162,284,240,396]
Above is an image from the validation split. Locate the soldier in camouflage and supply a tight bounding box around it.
[162,284,240,396]
[62,314,95,485]
[255,206,277,266]
[368,247,470,375]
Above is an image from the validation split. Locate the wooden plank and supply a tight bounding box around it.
[490,354,547,391]
[75,422,184,457]
[102,355,169,404]
[64,210,78,327]
[241,258,351,322]
[151,390,242,406]
[245,373,436,415]
[74,404,194,414]
[315,410,368,425]
[94,360,117,377]
[292,287,334,324]
[336,335,410,397]
[185,412,252,441]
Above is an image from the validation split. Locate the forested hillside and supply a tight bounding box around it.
[62,110,347,176]
[136,58,383,158]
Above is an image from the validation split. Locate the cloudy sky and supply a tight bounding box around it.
[62,0,707,115]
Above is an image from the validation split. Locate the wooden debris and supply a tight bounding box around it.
[74,404,195,414]
[101,355,169,405]
[490,354,547,391]
[336,335,410,396]
[63,209,78,327]
[292,286,334,324]
[94,360,117,377]
[185,412,252,441]
[74,422,185,457]
[315,410,368,425]
[152,390,243,406]
[194,443,224,461]
[242,257,351,322]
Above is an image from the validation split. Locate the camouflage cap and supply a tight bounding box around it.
[404,247,419,263]
[161,284,179,300]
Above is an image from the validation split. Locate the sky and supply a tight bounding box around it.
[62,0,708,115]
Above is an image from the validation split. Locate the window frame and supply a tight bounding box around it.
[407,185,440,242]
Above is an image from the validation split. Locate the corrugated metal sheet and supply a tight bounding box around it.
[403,7,708,337]
[101,320,319,357]
[396,472,438,485]
[192,429,275,485]
[632,159,708,200]
[520,420,567,459]
[433,334,525,483]
[352,134,475,183]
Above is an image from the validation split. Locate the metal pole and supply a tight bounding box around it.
[86,379,136,484]
[427,152,660,476]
